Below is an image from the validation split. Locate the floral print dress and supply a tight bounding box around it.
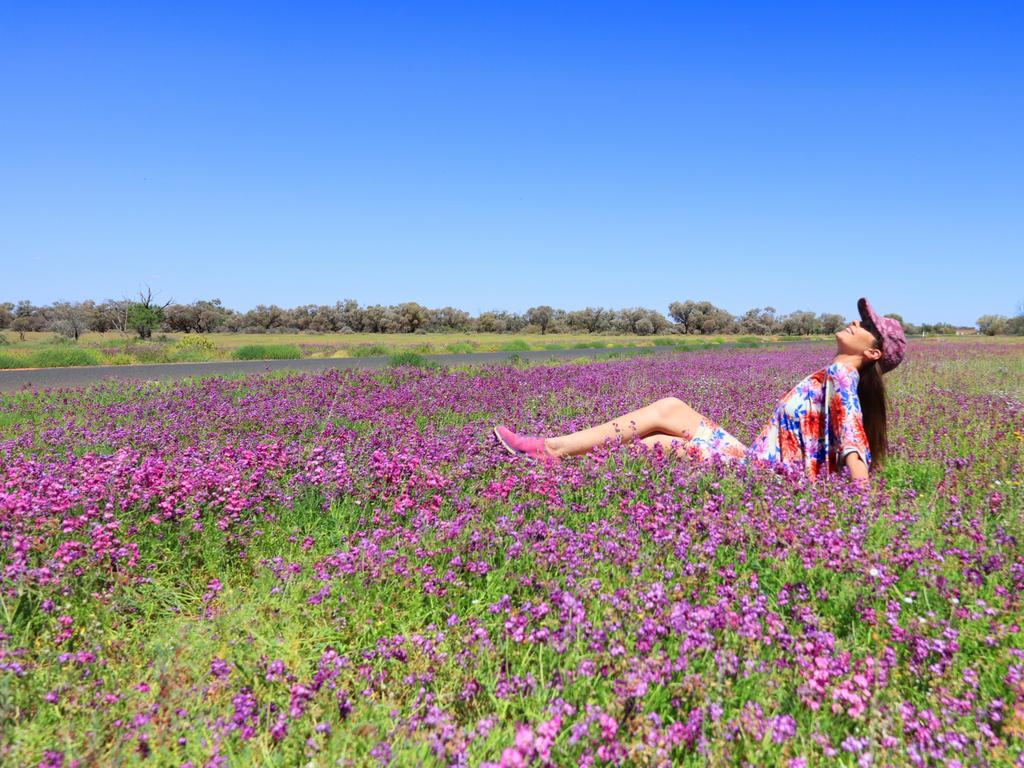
[686,362,871,478]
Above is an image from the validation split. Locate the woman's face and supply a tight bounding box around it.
[835,319,879,356]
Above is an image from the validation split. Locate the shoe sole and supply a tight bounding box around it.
[494,427,560,464]
[493,426,525,456]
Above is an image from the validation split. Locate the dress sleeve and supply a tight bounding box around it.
[827,363,871,467]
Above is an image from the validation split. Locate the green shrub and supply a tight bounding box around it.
[123,343,172,363]
[173,335,218,361]
[106,353,135,366]
[499,339,531,352]
[349,345,389,358]
[387,351,437,369]
[572,341,607,349]
[127,305,165,339]
[0,352,22,369]
[444,342,476,354]
[233,344,302,361]
[0,334,10,346]
[176,335,216,352]
[29,348,100,368]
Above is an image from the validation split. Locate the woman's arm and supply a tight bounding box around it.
[844,452,870,484]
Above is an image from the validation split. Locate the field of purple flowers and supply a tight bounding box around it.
[1,341,1022,767]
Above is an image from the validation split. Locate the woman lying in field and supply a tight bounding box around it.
[494,297,906,486]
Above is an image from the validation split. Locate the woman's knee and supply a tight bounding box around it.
[653,396,700,435]
[653,397,688,420]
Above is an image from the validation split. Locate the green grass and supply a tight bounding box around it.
[232,344,302,361]
[28,348,102,367]
[1,348,104,368]
[499,339,531,352]
[349,344,390,357]
[880,456,945,495]
[5,330,1017,370]
[387,351,438,369]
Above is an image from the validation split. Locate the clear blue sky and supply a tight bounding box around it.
[3,2,1022,326]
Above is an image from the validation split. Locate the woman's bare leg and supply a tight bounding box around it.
[543,398,707,457]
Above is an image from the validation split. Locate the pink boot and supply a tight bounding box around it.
[493,425,559,463]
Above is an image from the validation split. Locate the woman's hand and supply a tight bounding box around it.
[844,452,870,485]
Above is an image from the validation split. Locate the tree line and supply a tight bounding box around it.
[1,294,1019,340]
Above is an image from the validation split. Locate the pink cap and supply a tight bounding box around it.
[858,297,906,373]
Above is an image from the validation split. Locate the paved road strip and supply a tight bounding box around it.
[0,345,732,393]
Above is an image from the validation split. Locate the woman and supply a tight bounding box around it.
[494,298,906,485]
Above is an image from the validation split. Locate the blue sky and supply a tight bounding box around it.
[2,2,1022,326]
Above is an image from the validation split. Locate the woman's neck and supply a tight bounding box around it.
[832,352,863,371]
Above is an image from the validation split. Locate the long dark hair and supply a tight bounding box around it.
[858,333,889,470]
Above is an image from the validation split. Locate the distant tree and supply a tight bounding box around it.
[378,306,404,333]
[361,304,389,333]
[526,306,556,334]
[884,312,904,324]
[395,302,431,333]
[613,307,671,335]
[335,299,365,332]
[284,303,339,332]
[780,310,817,336]
[128,305,164,339]
[50,301,93,340]
[429,306,472,332]
[566,307,614,334]
[816,313,846,333]
[87,302,115,333]
[503,311,529,333]
[127,287,171,339]
[736,307,779,335]
[305,304,339,333]
[96,299,132,335]
[976,314,1009,336]
[648,308,673,334]
[703,307,738,334]
[9,296,964,340]
[475,311,507,333]
[242,304,287,330]
[195,299,233,333]
[11,301,45,340]
[165,303,201,333]
[1006,301,1024,335]
[283,304,311,331]
[668,301,698,333]
[669,300,735,334]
